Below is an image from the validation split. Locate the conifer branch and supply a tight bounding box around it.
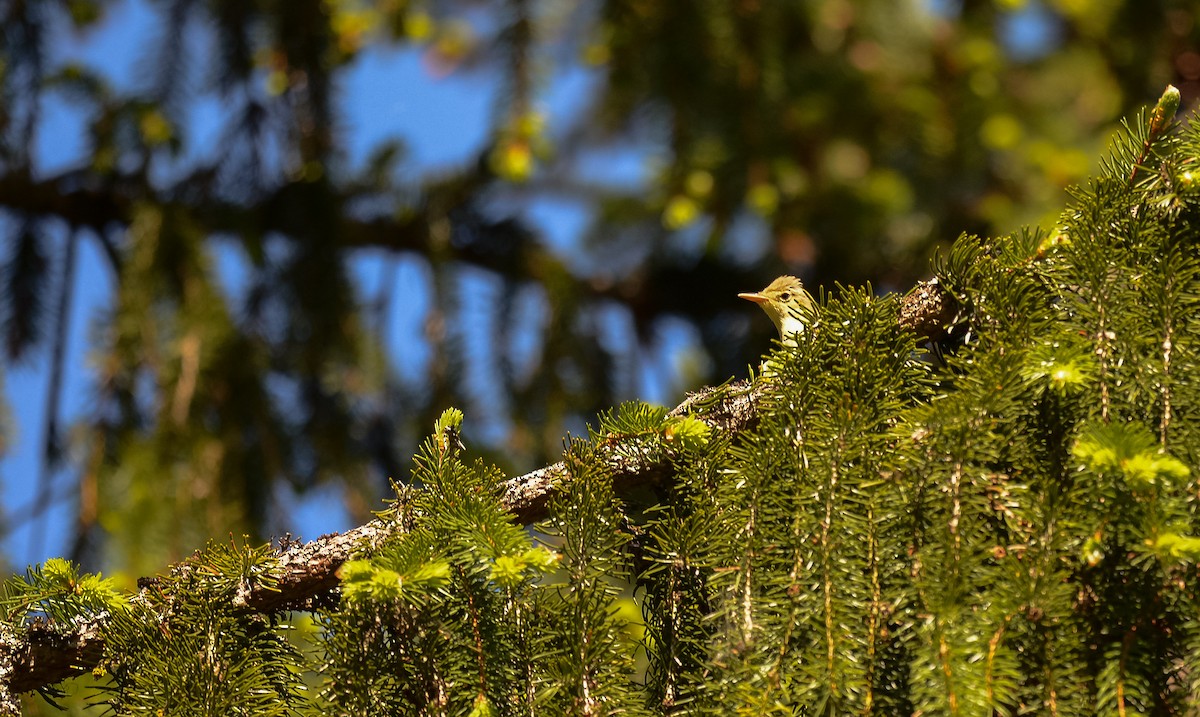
[0,279,953,696]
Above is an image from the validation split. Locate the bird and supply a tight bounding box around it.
[738,275,814,339]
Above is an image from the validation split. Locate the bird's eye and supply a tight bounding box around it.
[779,292,791,302]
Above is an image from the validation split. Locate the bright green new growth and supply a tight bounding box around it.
[2,558,126,624]
[13,86,1200,715]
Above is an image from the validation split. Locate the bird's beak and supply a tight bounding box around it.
[737,291,769,304]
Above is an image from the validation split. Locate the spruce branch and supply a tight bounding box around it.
[0,279,953,697]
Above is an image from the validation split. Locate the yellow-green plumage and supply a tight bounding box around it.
[738,275,814,339]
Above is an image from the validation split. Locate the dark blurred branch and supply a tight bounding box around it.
[0,166,754,325]
[0,278,952,696]
[0,171,130,244]
[0,167,526,275]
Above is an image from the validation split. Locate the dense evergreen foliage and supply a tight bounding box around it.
[3,87,1200,715]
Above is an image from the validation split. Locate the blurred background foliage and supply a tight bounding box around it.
[0,0,1197,577]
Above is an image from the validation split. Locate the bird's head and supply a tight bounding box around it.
[738,275,813,338]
